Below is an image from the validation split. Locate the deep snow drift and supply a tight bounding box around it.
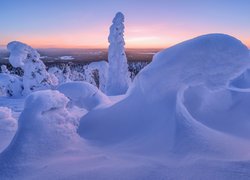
[0,107,17,152]
[1,34,250,179]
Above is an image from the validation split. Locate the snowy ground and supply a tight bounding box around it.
[0,97,24,119]
[1,34,250,179]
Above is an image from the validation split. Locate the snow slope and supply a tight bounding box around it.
[58,81,111,110]
[0,107,17,152]
[1,34,250,179]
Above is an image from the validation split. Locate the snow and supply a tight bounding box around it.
[106,12,131,95]
[7,41,58,95]
[0,90,82,164]
[1,34,250,179]
[0,65,9,74]
[85,61,109,93]
[58,81,111,111]
[0,107,17,152]
[59,56,74,60]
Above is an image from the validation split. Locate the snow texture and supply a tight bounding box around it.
[2,34,250,179]
[7,41,58,95]
[0,107,17,152]
[85,61,109,93]
[106,12,131,95]
[58,81,111,111]
[79,34,250,159]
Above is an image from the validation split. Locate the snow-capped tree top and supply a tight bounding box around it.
[108,12,125,45]
[112,12,124,24]
[7,41,40,68]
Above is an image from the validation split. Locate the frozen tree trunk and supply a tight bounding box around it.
[106,12,131,96]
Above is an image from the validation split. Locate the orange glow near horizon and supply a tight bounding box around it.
[1,24,249,49]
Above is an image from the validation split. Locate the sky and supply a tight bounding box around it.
[0,0,249,49]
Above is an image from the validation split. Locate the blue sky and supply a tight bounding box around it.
[0,0,249,48]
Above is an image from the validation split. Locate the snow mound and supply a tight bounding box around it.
[58,81,111,111]
[7,41,40,68]
[106,12,131,96]
[0,107,17,152]
[7,41,57,95]
[0,90,81,161]
[79,34,250,158]
[129,33,250,98]
[0,107,16,131]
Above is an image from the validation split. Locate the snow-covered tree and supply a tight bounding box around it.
[1,65,10,74]
[85,61,109,93]
[106,12,131,95]
[0,73,22,97]
[48,66,64,84]
[62,64,71,83]
[7,41,58,95]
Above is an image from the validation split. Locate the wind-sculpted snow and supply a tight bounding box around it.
[58,81,111,111]
[79,34,250,157]
[106,12,131,95]
[129,33,250,98]
[2,34,250,179]
[0,107,17,152]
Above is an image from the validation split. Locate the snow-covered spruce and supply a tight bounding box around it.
[0,107,17,152]
[58,81,111,111]
[0,72,22,97]
[106,12,131,95]
[7,41,58,95]
[84,61,109,93]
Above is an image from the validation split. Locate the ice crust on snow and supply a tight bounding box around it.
[0,90,81,161]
